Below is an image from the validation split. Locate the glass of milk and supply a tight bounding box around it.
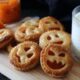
[72,6,80,63]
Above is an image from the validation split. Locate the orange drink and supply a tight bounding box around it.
[0,0,21,23]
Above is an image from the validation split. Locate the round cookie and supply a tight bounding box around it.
[40,44,73,78]
[39,30,71,49]
[0,29,13,49]
[39,16,64,32]
[15,18,43,42]
[9,41,41,71]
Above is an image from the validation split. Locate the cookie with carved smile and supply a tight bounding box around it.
[40,44,73,78]
[9,41,41,71]
[15,18,43,42]
[0,29,13,49]
[39,30,71,49]
[39,16,64,32]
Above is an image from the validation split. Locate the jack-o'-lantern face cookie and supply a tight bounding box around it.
[15,18,43,42]
[9,41,41,71]
[39,16,64,32]
[39,30,71,49]
[0,29,13,48]
[40,44,73,78]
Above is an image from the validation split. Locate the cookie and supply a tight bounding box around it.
[40,44,73,78]
[9,41,41,71]
[39,30,71,49]
[39,16,64,32]
[15,18,43,42]
[0,29,13,49]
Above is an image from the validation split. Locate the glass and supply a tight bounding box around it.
[71,5,80,63]
[0,0,21,24]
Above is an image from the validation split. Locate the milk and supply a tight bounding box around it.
[72,12,80,61]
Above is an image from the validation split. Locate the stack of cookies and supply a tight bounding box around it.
[0,16,73,78]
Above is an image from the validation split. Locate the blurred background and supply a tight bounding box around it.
[21,0,80,33]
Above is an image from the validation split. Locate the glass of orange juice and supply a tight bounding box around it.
[0,0,21,24]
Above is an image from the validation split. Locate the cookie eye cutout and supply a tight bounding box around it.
[20,27,26,34]
[24,47,33,58]
[48,50,55,56]
[47,36,51,40]
[54,33,63,45]
[35,25,38,27]
[54,21,58,24]
[27,53,33,58]
[55,34,59,38]
[24,47,30,51]
[45,21,51,24]
[47,60,65,69]
[22,30,25,33]
[59,53,65,57]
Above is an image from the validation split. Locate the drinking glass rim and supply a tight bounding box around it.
[72,5,80,23]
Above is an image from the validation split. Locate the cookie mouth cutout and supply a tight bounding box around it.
[47,50,66,69]
[47,60,65,69]
[53,41,63,44]
[45,21,51,24]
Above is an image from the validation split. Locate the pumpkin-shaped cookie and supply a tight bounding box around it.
[0,29,13,48]
[40,44,73,78]
[39,30,71,49]
[39,16,64,32]
[15,18,43,42]
[9,41,41,71]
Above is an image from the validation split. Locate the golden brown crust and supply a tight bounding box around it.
[0,29,13,48]
[9,41,41,71]
[39,30,71,49]
[15,18,43,42]
[40,44,73,78]
[39,16,64,32]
